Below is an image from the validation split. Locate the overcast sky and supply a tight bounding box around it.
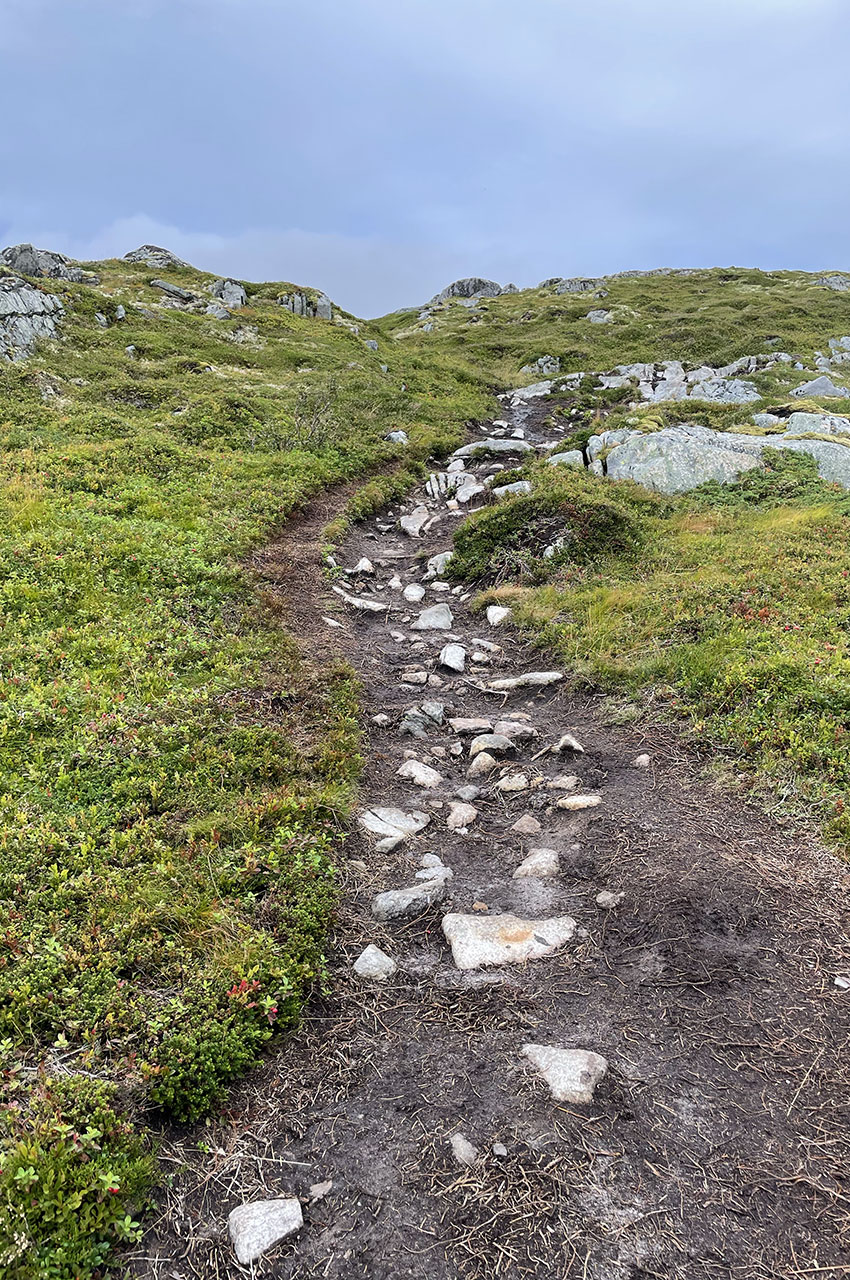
[1,0,848,315]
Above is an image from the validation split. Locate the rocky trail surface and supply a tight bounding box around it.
[132,394,850,1280]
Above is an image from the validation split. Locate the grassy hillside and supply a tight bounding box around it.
[0,255,492,1279]
[3,258,850,1277]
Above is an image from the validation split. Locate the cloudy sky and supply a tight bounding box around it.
[1,0,848,315]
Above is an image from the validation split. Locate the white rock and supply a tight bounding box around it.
[495,773,529,793]
[521,1045,608,1103]
[835,975,850,991]
[228,1199,303,1265]
[494,720,538,742]
[321,616,343,629]
[455,478,487,503]
[352,557,375,575]
[595,890,624,909]
[442,912,577,970]
[450,1133,479,1167]
[514,848,559,879]
[397,759,444,788]
[372,869,451,920]
[403,583,426,603]
[450,717,493,734]
[511,814,542,836]
[425,550,454,578]
[439,643,466,672]
[447,801,479,830]
[358,806,430,851]
[371,713,391,727]
[353,944,397,980]
[548,774,579,791]
[468,750,497,777]
[309,1180,333,1200]
[556,794,601,811]
[388,575,403,590]
[552,732,585,754]
[493,480,533,498]
[332,586,387,614]
[492,1142,508,1157]
[411,603,454,630]
[633,753,651,769]
[469,732,514,757]
[486,605,512,626]
[400,506,430,537]
[488,672,563,692]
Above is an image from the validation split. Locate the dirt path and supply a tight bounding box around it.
[132,393,850,1280]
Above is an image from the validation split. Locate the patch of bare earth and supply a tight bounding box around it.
[128,406,850,1280]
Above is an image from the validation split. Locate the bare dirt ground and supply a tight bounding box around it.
[128,395,850,1280]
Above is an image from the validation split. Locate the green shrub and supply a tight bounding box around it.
[449,468,643,584]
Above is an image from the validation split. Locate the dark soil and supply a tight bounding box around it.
[127,395,850,1280]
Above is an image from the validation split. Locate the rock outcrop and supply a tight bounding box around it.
[601,422,850,493]
[124,244,189,270]
[1,243,97,284]
[209,278,247,309]
[430,278,503,305]
[0,276,63,361]
[279,290,332,320]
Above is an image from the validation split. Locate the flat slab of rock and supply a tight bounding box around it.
[488,672,563,692]
[411,603,454,630]
[469,732,514,757]
[522,1044,608,1103]
[228,1198,303,1264]
[450,717,493,734]
[441,912,577,970]
[359,806,430,851]
[353,944,397,980]
[400,506,430,537]
[452,437,533,459]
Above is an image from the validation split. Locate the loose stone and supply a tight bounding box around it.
[468,751,498,777]
[358,806,430,851]
[552,733,585,754]
[486,605,512,626]
[450,1133,479,1167]
[494,720,538,742]
[495,773,529,793]
[371,713,391,727]
[596,890,624,909]
[511,814,542,836]
[514,848,560,879]
[411,603,454,630]
[400,506,430,537]
[322,616,343,629]
[548,775,579,791]
[450,717,493,734]
[447,801,479,830]
[557,794,602,811]
[488,672,563,692]
[397,760,443,788]
[521,1045,608,1104]
[372,869,451,920]
[633,753,651,769]
[469,733,514,757]
[439,643,466,672]
[441,912,577,970]
[352,557,375,574]
[353,944,397,980]
[228,1199,303,1265]
[403,583,426,603]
